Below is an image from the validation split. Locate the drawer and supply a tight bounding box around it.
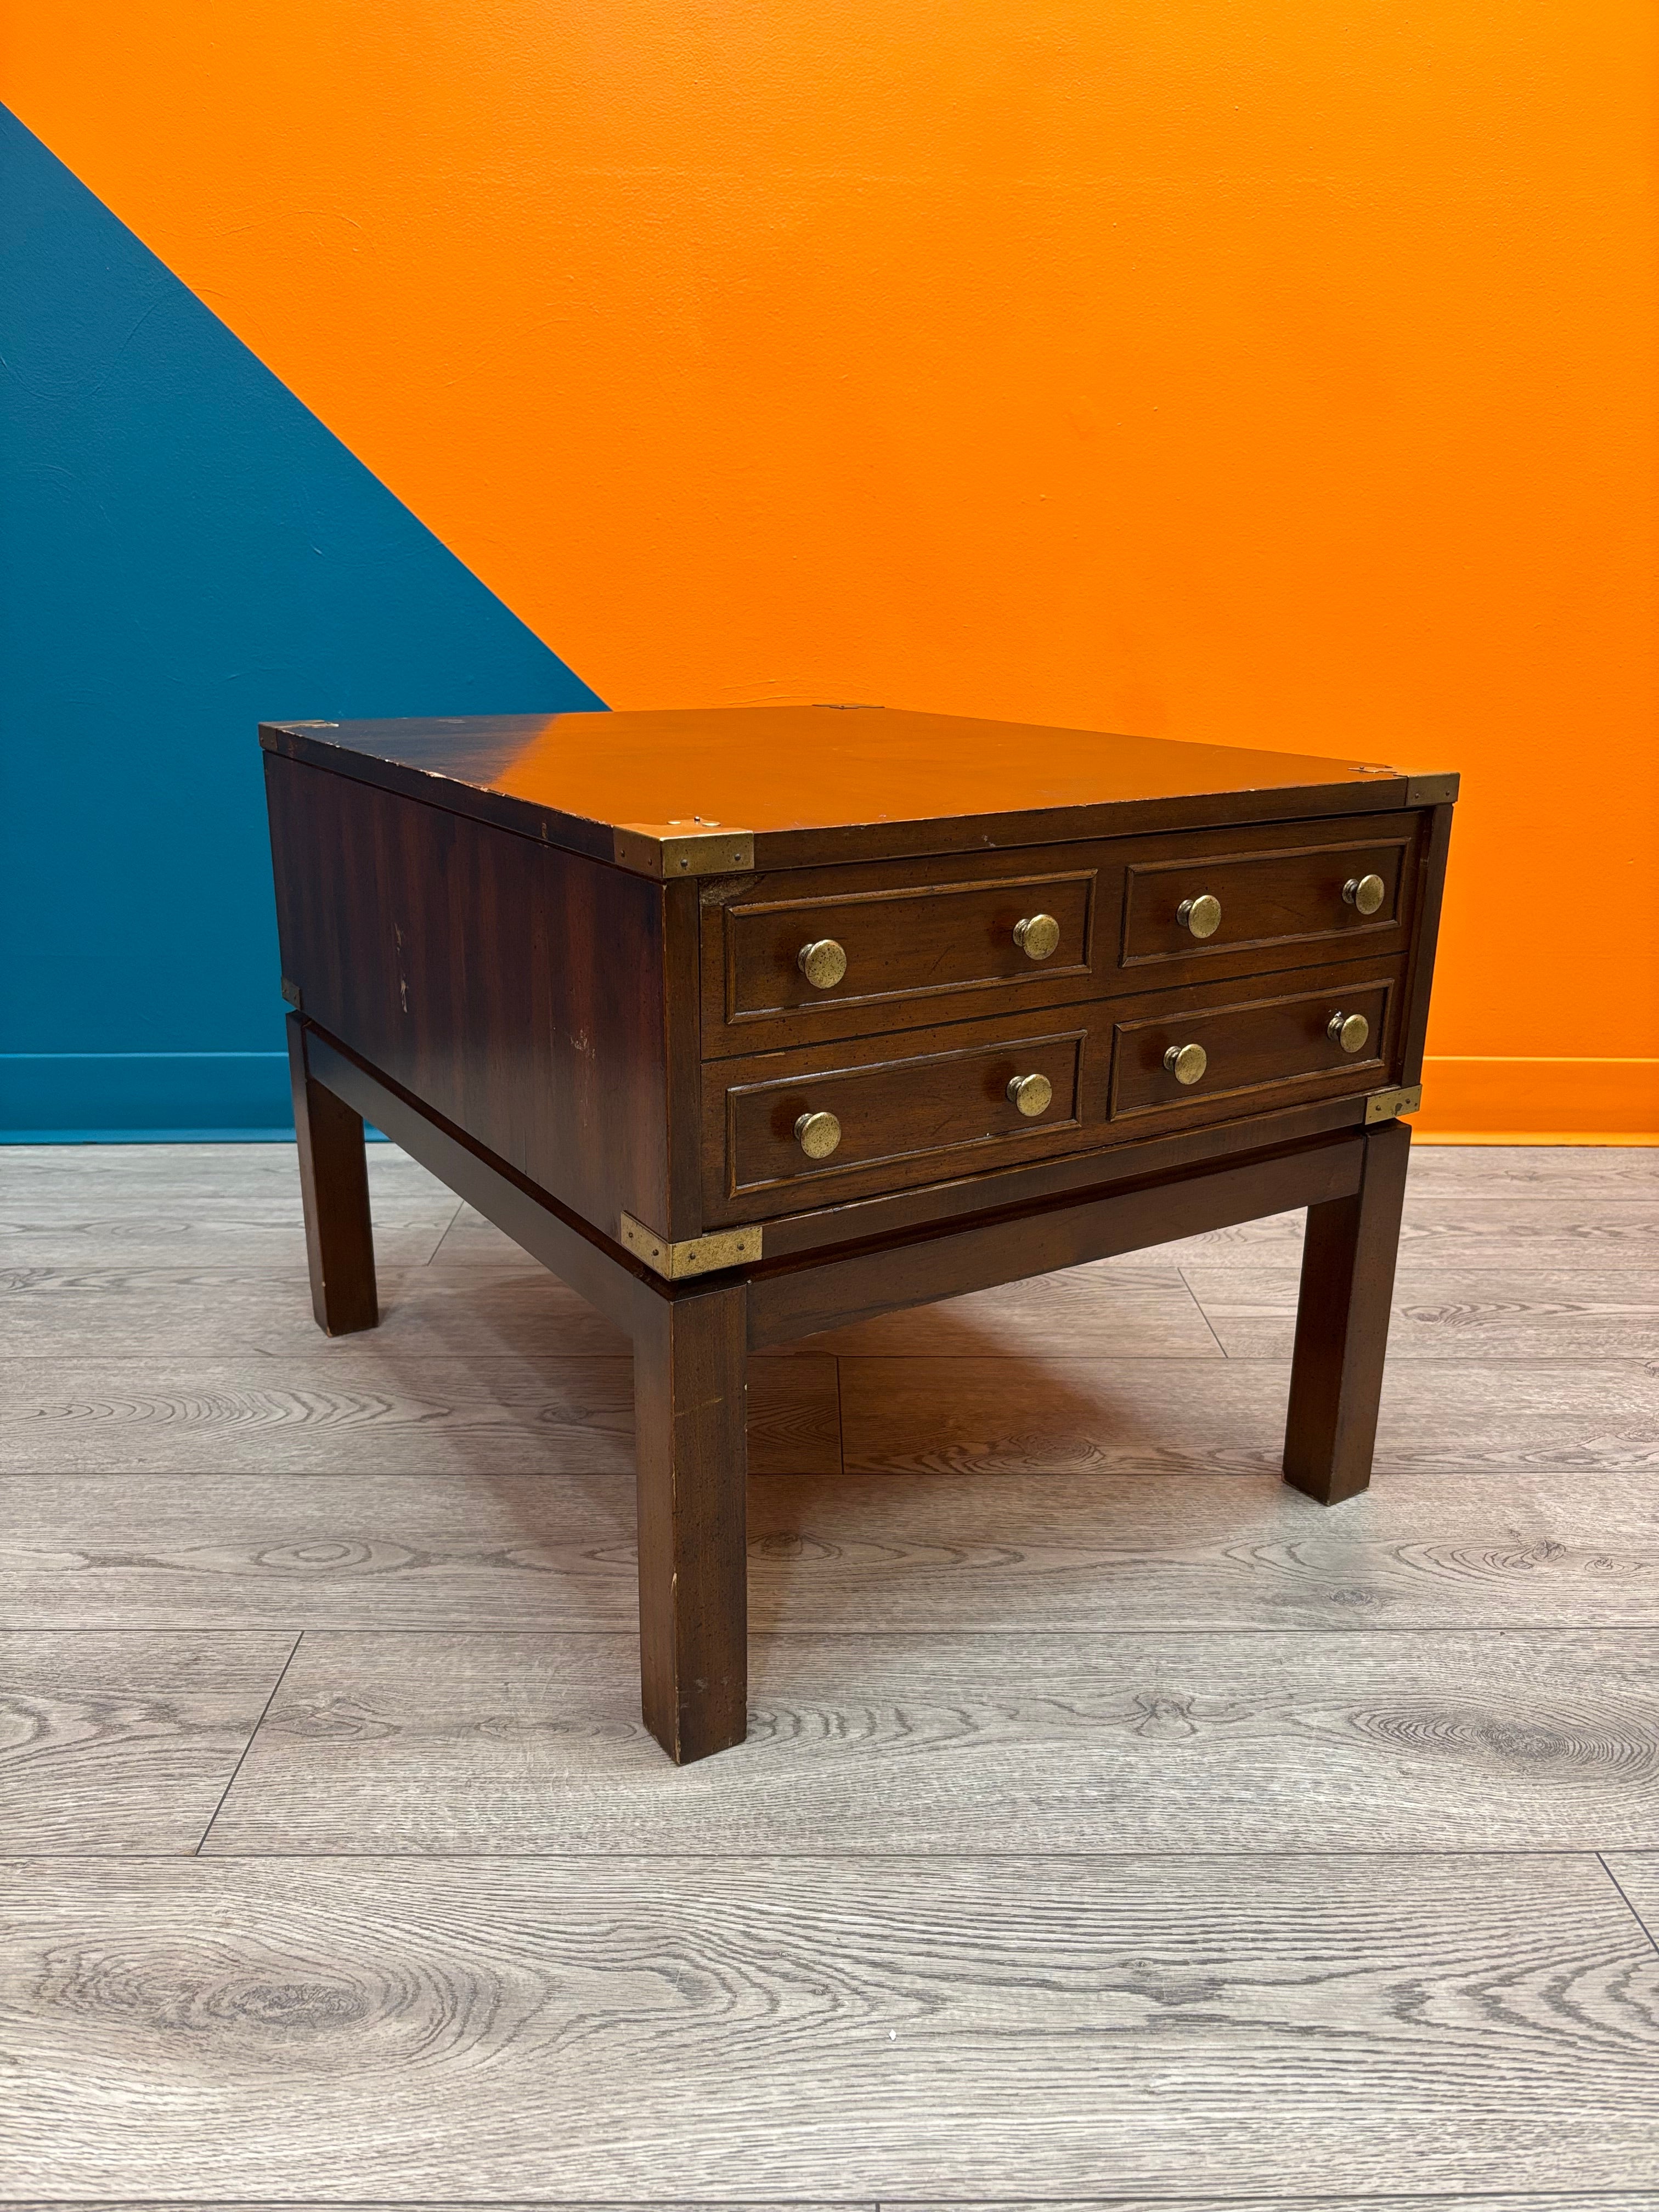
[1110,971,1396,1126]
[701,810,1426,1056]
[1120,827,1412,969]
[712,866,1096,1030]
[726,1027,1086,1197]
[709,1020,1090,1215]
[701,955,1404,1222]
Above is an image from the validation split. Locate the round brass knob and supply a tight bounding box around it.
[1177,894,1222,939]
[1328,1011,1371,1054]
[1343,873,1386,917]
[1164,1042,1208,1086]
[797,939,848,990]
[1012,913,1061,962]
[1007,1072,1054,1118]
[794,1109,842,1160]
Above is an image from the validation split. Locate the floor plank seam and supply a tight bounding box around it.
[1596,1853,1659,1958]
[5,1846,1630,1865]
[8,1353,1659,1367]
[191,1630,303,1854]
[6,1462,1650,1481]
[0,2193,1639,2210]
[13,1623,1657,1639]
[1177,1264,1232,1360]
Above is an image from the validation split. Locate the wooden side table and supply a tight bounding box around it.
[263,705,1455,1762]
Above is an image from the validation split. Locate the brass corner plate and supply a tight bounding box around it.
[613,822,755,878]
[1404,772,1459,805]
[1365,1083,1423,1125]
[619,1211,762,1279]
[280,975,302,1008]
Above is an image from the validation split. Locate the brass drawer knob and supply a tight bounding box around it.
[1012,913,1060,962]
[1343,872,1386,916]
[798,938,848,990]
[794,1109,842,1159]
[1164,1041,1208,1085]
[1176,893,1222,939]
[1006,1072,1054,1118]
[1328,1011,1371,1054]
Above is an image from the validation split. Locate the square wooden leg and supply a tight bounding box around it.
[633,1279,749,1763]
[1282,1116,1412,1505]
[286,1012,379,1338]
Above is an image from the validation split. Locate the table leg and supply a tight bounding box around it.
[1283,1116,1412,1505]
[633,1279,749,1763]
[286,1012,379,1338]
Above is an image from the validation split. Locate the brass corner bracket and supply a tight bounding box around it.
[613,821,755,878]
[619,1211,763,1280]
[1404,772,1459,805]
[1365,1083,1423,1125]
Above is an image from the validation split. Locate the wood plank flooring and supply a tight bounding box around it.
[4,1854,1657,2199]
[1,1139,1656,2207]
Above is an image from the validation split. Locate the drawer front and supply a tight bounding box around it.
[712,1023,1089,1214]
[1120,829,1411,969]
[1111,973,1395,1126]
[717,867,1096,1028]
[702,956,1404,1222]
[702,810,1425,1056]
[728,1029,1085,1197]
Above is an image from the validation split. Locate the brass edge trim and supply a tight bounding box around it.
[613,822,756,878]
[1404,772,1459,805]
[619,1210,763,1279]
[1365,1083,1423,1125]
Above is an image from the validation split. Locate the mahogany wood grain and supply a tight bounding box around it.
[1400,799,1455,1085]
[718,864,1097,1027]
[754,1088,1377,1257]
[662,877,707,1234]
[262,707,1451,872]
[286,1014,377,1336]
[309,1000,1391,1279]
[698,809,1424,1057]
[1120,823,1412,968]
[301,1026,659,1344]
[701,956,1404,1225]
[726,1026,1085,1201]
[264,707,1457,1761]
[1109,973,1393,1119]
[633,1280,749,1762]
[746,1134,1364,1348]
[1284,1117,1414,1504]
[267,753,676,1239]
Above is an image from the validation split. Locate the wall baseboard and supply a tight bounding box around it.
[1413,1056,1659,1144]
[2,1052,293,1139]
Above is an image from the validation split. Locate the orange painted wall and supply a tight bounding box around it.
[6,1,1656,1134]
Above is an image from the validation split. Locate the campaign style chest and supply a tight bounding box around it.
[263,704,1455,1762]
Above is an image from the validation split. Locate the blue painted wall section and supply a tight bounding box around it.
[0,106,603,1137]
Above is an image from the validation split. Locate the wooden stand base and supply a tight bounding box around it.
[288,1013,1409,1765]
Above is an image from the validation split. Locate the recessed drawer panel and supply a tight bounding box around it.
[721,869,1096,1024]
[1111,974,1393,1124]
[1121,831,1410,968]
[722,1028,1085,1203]
[701,953,1406,1221]
[702,810,1427,1056]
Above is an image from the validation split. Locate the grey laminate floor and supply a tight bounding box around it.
[3,1141,1658,2208]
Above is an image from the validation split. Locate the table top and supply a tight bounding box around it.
[262,706,1455,870]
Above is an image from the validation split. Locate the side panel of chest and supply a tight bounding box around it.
[265,754,673,1236]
